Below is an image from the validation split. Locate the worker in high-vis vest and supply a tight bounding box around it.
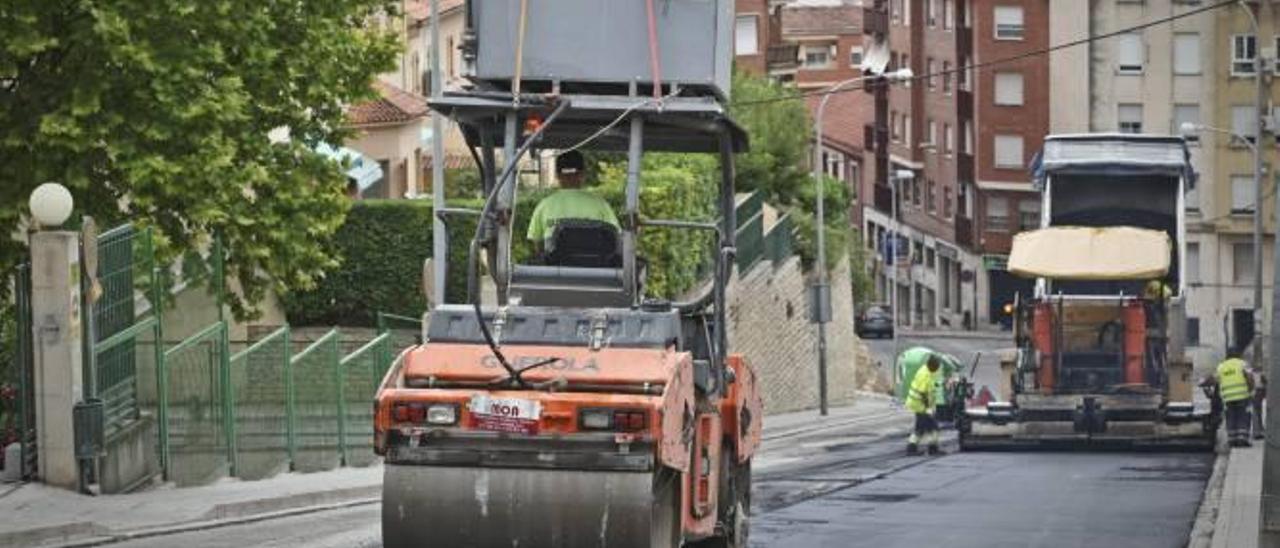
[906,354,943,456]
[1215,347,1255,448]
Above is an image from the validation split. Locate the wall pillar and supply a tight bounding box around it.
[29,231,84,490]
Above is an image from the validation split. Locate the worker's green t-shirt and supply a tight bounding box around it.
[525,189,620,243]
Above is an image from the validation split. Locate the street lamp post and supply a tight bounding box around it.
[812,68,912,416]
[889,170,913,389]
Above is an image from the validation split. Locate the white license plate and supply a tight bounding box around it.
[469,395,542,434]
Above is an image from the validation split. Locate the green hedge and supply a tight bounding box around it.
[282,199,473,326]
[284,164,718,327]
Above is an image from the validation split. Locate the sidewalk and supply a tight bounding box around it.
[1206,444,1263,548]
[0,393,902,547]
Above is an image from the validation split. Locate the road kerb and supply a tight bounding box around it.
[48,496,380,548]
[1188,449,1230,548]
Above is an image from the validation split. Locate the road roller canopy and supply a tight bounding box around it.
[429,92,749,154]
[1008,226,1171,281]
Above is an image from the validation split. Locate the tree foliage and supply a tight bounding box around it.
[0,0,401,318]
[728,70,814,208]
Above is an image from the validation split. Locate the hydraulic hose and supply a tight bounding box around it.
[466,98,570,386]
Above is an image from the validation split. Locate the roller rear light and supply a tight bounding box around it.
[579,408,648,432]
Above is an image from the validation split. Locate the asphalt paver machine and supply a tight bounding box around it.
[375,2,762,546]
[959,134,1218,450]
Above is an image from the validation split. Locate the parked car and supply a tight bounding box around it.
[856,304,895,339]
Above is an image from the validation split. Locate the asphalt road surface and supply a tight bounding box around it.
[107,399,1212,548]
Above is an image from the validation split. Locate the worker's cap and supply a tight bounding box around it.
[557,150,585,175]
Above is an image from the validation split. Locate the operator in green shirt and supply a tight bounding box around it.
[526,150,620,258]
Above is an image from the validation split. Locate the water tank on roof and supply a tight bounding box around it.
[468,0,733,99]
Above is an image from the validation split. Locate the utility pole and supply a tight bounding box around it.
[812,70,912,416]
[1248,0,1280,543]
[430,0,447,305]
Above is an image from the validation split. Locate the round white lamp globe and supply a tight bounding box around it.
[29,182,74,228]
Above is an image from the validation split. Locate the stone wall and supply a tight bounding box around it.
[726,255,873,415]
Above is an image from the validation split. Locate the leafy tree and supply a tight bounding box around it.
[728,70,814,208]
[0,0,401,318]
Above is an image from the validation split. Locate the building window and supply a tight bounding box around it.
[994,6,1024,40]
[943,123,954,155]
[903,0,911,26]
[994,72,1023,106]
[804,45,832,68]
[1232,105,1258,142]
[891,111,900,141]
[892,0,902,24]
[1173,32,1201,75]
[1118,104,1143,134]
[1275,37,1280,73]
[928,0,938,27]
[927,180,937,213]
[958,57,971,91]
[1117,33,1144,74]
[1186,242,1200,284]
[963,120,974,154]
[1232,175,1256,214]
[927,119,937,148]
[904,113,912,145]
[944,187,953,219]
[1173,104,1200,143]
[911,177,922,207]
[994,135,1024,168]
[1232,34,1257,76]
[927,58,937,90]
[944,0,954,30]
[850,46,864,68]
[735,15,759,55]
[1233,243,1255,285]
[902,54,911,87]
[926,247,936,269]
[1186,181,1200,212]
[942,61,952,93]
[1018,200,1040,231]
[986,197,1009,231]
[1187,317,1201,346]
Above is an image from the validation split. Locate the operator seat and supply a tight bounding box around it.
[544,219,622,268]
[510,219,631,307]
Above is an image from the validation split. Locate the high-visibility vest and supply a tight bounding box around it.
[1218,358,1251,403]
[906,365,936,414]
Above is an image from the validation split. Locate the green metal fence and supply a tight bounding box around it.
[377,312,422,358]
[6,263,37,479]
[288,330,342,472]
[154,324,393,485]
[228,327,291,480]
[339,334,390,467]
[765,212,795,264]
[161,322,229,487]
[90,224,160,437]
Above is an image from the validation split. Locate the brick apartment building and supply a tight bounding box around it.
[736,0,1050,329]
[856,0,1047,329]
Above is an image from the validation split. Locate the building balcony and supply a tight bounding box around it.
[864,6,889,36]
[874,183,894,214]
[955,215,974,248]
[956,27,973,57]
[767,45,799,73]
[956,89,973,121]
[957,151,974,179]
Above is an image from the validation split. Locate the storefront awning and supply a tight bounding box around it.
[316,143,383,191]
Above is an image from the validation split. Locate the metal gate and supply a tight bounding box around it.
[7,263,37,479]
